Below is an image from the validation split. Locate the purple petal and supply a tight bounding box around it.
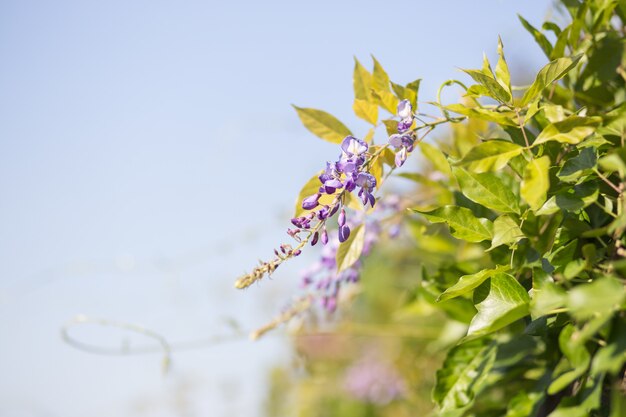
[341,136,368,156]
[338,225,351,243]
[302,193,321,210]
[389,134,403,148]
[397,99,413,119]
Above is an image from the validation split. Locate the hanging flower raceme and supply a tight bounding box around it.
[388,99,417,167]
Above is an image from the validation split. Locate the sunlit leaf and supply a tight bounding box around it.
[371,55,390,92]
[353,57,373,101]
[533,116,601,146]
[292,106,352,144]
[495,37,512,95]
[438,265,509,302]
[335,223,366,274]
[521,156,550,210]
[452,167,520,213]
[412,205,494,242]
[456,140,523,173]
[353,98,378,124]
[466,273,529,338]
[419,142,452,176]
[462,69,511,103]
[520,54,583,106]
[489,215,525,250]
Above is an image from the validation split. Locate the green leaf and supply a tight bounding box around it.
[467,273,530,338]
[591,318,626,376]
[433,339,497,412]
[530,282,567,318]
[352,98,378,124]
[567,276,625,321]
[438,265,510,302]
[599,147,626,179]
[292,106,352,144]
[548,324,591,394]
[353,57,373,101]
[456,140,523,173]
[533,116,601,146]
[489,215,525,250]
[462,69,511,103]
[335,224,366,274]
[521,156,551,211]
[598,102,626,138]
[518,14,553,59]
[536,182,599,215]
[557,147,597,182]
[419,142,452,176]
[520,54,582,106]
[452,167,521,213]
[413,205,494,243]
[505,390,544,417]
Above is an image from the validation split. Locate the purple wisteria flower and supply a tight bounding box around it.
[356,172,377,207]
[341,135,368,156]
[396,99,414,133]
[388,100,417,167]
[289,132,378,251]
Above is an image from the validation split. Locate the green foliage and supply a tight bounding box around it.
[262,2,626,416]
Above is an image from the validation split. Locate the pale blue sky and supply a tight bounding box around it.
[0,1,552,416]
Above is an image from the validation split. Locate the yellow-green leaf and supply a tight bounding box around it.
[452,167,520,214]
[495,36,511,94]
[353,98,378,125]
[520,55,582,106]
[419,142,452,176]
[467,273,530,338]
[371,89,399,114]
[438,265,510,302]
[292,106,352,144]
[521,156,550,210]
[336,223,366,273]
[371,55,390,92]
[456,140,523,173]
[412,205,494,243]
[533,116,601,146]
[353,58,373,101]
[446,103,517,126]
[489,215,525,250]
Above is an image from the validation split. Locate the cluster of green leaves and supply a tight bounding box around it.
[409,2,626,416]
[263,1,626,416]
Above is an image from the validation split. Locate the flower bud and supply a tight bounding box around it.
[302,193,321,210]
[311,231,319,246]
[339,225,351,243]
[338,208,346,227]
[321,228,329,245]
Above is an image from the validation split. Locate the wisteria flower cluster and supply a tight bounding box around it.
[292,134,377,244]
[235,99,415,290]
